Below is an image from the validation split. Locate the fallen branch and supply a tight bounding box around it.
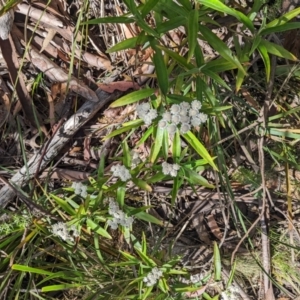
[0,89,122,208]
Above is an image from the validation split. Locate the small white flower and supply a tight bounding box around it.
[191,116,201,127]
[170,104,181,114]
[180,115,190,124]
[111,164,131,182]
[167,123,177,135]
[180,123,191,134]
[191,100,202,110]
[162,111,172,122]
[172,114,181,125]
[158,119,168,129]
[180,102,190,110]
[189,108,199,117]
[198,112,208,123]
[131,150,141,168]
[170,163,180,177]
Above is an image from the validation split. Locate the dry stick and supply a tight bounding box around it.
[0,89,122,208]
[0,11,47,134]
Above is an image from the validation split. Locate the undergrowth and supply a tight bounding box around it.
[1,0,300,299]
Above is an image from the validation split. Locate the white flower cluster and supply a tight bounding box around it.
[111,164,131,182]
[72,182,87,198]
[51,222,79,242]
[136,102,158,125]
[162,161,180,177]
[107,198,134,230]
[143,267,163,287]
[221,285,241,300]
[158,100,207,135]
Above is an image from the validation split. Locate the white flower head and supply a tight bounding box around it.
[171,114,181,125]
[180,102,190,110]
[131,150,141,168]
[162,162,180,177]
[158,119,168,129]
[51,222,79,242]
[170,104,181,115]
[180,115,190,124]
[107,199,134,229]
[198,112,208,123]
[162,111,172,122]
[191,100,202,110]
[167,123,177,135]
[191,116,201,127]
[111,164,131,182]
[143,267,163,287]
[189,108,199,117]
[180,123,191,134]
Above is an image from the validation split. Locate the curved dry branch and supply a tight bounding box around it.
[0,89,122,207]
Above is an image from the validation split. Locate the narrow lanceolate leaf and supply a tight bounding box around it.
[257,44,270,82]
[187,9,198,63]
[198,24,246,76]
[196,0,254,32]
[110,89,154,107]
[213,242,221,281]
[131,178,152,192]
[150,126,164,163]
[265,7,300,28]
[260,40,297,61]
[12,265,53,275]
[86,218,112,239]
[151,40,169,95]
[182,131,218,170]
[172,129,181,160]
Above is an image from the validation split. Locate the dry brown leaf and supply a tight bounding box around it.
[83,137,91,161]
[98,81,140,93]
[40,28,57,53]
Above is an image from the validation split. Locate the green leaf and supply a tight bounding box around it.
[86,218,112,239]
[103,120,143,140]
[196,0,254,32]
[106,34,150,53]
[151,41,169,95]
[141,0,160,17]
[257,44,270,82]
[213,242,221,281]
[202,69,231,90]
[135,248,156,266]
[134,211,163,225]
[131,178,152,192]
[110,89,155,107]
[260,40,297,61]
[82,16,134,25]
[187,9,198,62]
[12,265,53,275]
[157,46,194,70]
[156,16,186,34]
[50,194,76,216]
[265,7,300,28]
[117,186,126,208]
[261,22,300,35]
[172,129,181,160]
[171,176,181,205]
[182,131,218,170]
[198,24,246,76]
[42,284,83,292]
[122,141,131,168]
[183,167,215,188]
[150,127,165,163]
